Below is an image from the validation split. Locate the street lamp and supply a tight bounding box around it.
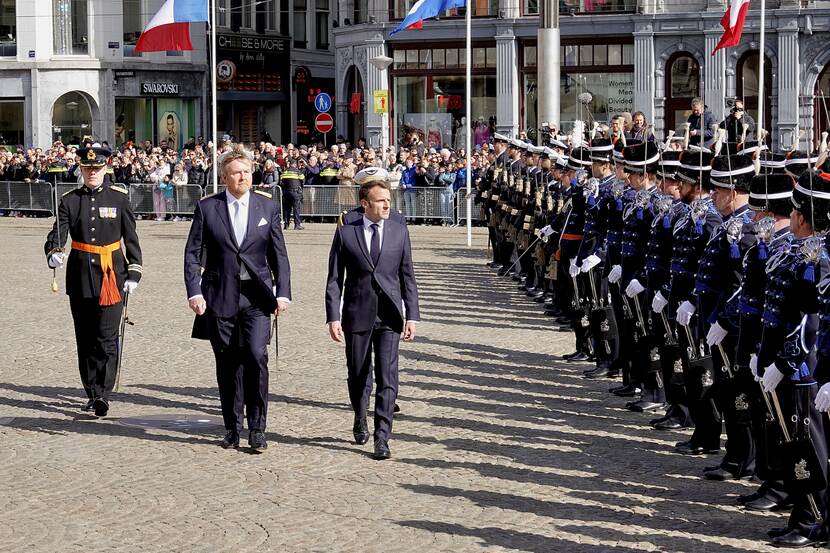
[369,54,393,157]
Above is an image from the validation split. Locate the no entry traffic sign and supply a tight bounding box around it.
[315,113,334,133]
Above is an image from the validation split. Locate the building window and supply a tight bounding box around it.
[0,0,16,57]
[122,0,142,57]
[316,0,329,50]
[280,0,289,34]
[242,0,253,27]
[665,52,700,131]
[737,52,772,132]
[294,0,307,48]
[0,100,24,145]
[816,65,830,143]
[218,0,229,27]
[392,47,496,70]
[354,0,367,23]
[53,0,89,56]
[265,0,277,30]
[52,91,93,145]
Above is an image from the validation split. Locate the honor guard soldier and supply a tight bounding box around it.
[756,169,830,548]
[652,149,721,443]
[485,134,510,271]
[735,173,793,512]
[694,153,757,480]
[44,143,143,417]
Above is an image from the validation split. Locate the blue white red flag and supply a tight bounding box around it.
[135,0,209,53]
[390,0,467,36]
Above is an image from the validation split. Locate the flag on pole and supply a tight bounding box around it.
[135,0,209,53]
[711,0,750,54]
[390,0,467,36]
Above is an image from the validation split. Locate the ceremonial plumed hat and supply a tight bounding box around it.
[792,169,830,214]
[623,141,660,174]
[657,150,682,180]
[354,166,389,185]
[748,173,794,215]
[612,138,627,164]
[589,138,614,163]
[567,147,592,170]
[739,140,769,156]
[710,154,755,192]
[758,151,787,175]
[77,143,111,166]
[677,149,714,187]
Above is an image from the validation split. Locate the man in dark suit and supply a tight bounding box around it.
[184,144,292,452]
[325,171,420,460]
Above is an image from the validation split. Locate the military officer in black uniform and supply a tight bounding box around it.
[44,144,143,417]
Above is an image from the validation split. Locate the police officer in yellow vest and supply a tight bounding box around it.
[280,158,305,230]
[44,143,143,417]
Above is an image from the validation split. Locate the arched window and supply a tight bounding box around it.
[52,91,93,145]
[816,64,830,140]
[736,52,772,133]
[665,52,700,132]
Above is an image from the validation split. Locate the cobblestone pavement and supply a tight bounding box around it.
[0,218,789,552]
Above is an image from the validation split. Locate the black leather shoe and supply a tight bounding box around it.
[675,439,692,448]
[555,316,572,326]
[81,399,94,412]
[676,443,721,456]
[630,401,667,413]
[93,398,109,417]
[654,419,684,430]
[248,431,268,452]
[373,439,391,460]
[221,430,240,449]
[294,224,305,230]
[767,527,793,539]
[566,352,590,362]
[737,489,766,505]
[649,413,672,426]
[583,366,610,379]
[497,267,509,276]
[745,497,788,511]
[528,290,545,299]
[612,385,641,397]
[609,384,627,393]
[771,530,826,548]
[704,467,753,481]
[353,414,369,445]
[394,403,401,413]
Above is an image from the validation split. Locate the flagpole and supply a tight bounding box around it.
[465,0,472,247]
[211,0,219,194]
[757,0,765,153]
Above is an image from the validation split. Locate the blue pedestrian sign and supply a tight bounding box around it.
[314,93,332,113]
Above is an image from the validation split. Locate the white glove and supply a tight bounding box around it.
[625,279,645,298]
[48,252,65,269]
[816,383,830,412]
[706,321,728,347]
[676,300,696,326]
[608,265,622,283]
[762,363,785,393]
[569,259,580,278]
[538,225,554,238]
[581,254,601,273]
[123,280,138,294]
[652,291,668,313]
[749,354,760,382]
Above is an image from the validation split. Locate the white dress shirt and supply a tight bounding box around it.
[362,215,384,253]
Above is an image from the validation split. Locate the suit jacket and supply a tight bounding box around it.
[184,190,291,319]
[325,217,420,334]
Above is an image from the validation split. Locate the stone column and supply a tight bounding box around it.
[777,27,800,149]
[363,36,386,150]
[633,23,655,129]
[495,29,519,137]
[704,26,728,122]
[537,0,560,133]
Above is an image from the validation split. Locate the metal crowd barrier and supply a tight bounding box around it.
[1,181,482,224]
[455,190,485,225]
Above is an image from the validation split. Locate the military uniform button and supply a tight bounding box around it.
[91,227,95,231]
[91,237,96,242]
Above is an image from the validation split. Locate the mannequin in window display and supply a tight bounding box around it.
[427,117,442,148]
[454,116,467,151]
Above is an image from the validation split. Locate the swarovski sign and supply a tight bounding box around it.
[141,82,180,95]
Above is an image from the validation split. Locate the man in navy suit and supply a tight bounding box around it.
[325,170,420,460]
[184,145,292,452]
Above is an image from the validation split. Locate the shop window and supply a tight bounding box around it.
[737,52,772,132]
[52,91,93,145]
[608,44,621,65]
[432,49,445,69]
[485,47,496,68]
[0,0,16,57]
[394,50,406,70]
[593,44,607,65]
[0,100,24,146]
[419,49,431,69]
[294,0,307,48]
[315,0,329,50]
[53,0,89,56]
[559,71,633,128]
[523,0,539,15]
[473,48,486,69]
[446,49,458,68]
[666,52,700,131]
[524,47,537,68]
[394,75,497,149]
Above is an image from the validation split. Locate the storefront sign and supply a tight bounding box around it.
[218,35,288,53]
[217,60,236,83]
[108,42,120,49]
[217,34,290,94]
[114,71,135,78]
[373,90,388,114]
[141,82,180,95]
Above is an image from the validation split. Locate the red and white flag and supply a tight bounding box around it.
[712,0,750,54]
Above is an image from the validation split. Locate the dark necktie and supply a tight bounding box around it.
[370,223,380,266]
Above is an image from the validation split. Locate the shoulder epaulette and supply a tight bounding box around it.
[110,185,128,194]
[254,189,272,199]
[337,209,348,228]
